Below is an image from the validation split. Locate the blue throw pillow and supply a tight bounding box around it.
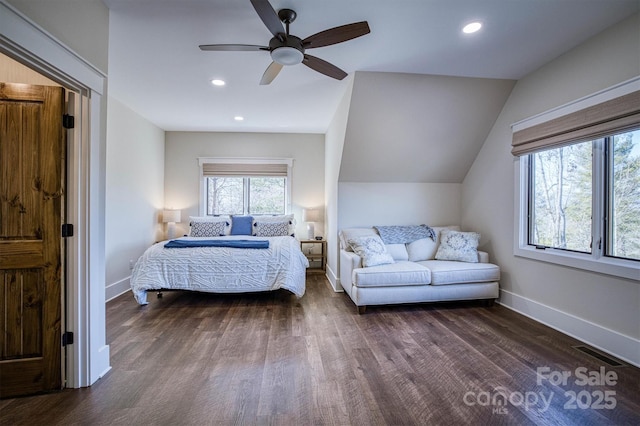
[231,215,253,235]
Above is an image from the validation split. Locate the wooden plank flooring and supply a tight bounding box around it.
[1,275,639,425]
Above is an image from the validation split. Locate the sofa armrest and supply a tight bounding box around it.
[478,251,489,263]
[340,249,363,287]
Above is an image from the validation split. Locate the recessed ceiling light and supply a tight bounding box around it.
[462,22,482,34]
[211,79,226,86]
[234,116,244,121]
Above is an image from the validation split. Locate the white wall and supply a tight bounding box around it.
[338,183,461,229]
[6,0,109,74]
[105,97,165,300]
[324,76,355,289]
[462,13,640,365]
[164,132,324,238]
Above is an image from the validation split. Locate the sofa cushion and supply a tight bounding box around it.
[406,226,460,261]
[418,260,500,286]
[385,243,409,261]
[435,230,480,263]
[347,235,395,267]
[353,261,431,288]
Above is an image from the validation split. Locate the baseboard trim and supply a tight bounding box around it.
[92,344,111,385]
[498,289,639,368]
[326,265,343,292]
[106,277,131,302]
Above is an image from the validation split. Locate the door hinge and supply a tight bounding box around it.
[62,223,74,238]
[63,114,75,129]
[62,331,74,346]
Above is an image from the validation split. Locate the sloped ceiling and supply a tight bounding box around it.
[339,71,515,183]
[101,0,639,132]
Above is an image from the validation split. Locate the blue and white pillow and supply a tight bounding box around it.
[347,235,395,267]
[435,230,480,263]
[190,221,228,237]
[253,221,290,237]
[253,214,295,236]
[189,216,231,236]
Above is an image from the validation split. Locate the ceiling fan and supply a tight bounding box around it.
[199,0,370,85]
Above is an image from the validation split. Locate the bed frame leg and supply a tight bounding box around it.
[357,305,366,315]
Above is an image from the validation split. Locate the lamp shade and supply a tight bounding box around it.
[162,209,181,223]
[302,208,321,223]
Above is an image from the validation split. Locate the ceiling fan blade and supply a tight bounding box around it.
[250,0,284,38]
[303,21,370,49]
[260,61,283,85]
[199,44,269,51]
[302,54,348,80]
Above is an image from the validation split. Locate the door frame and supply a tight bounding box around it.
[0,1,110,388]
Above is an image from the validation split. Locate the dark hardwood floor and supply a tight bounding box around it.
[2,275,639,425]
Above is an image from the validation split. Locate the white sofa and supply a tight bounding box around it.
[339,226,500,313]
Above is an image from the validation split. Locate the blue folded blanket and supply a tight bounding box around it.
[374,225,436,244]
[164,239,269,249]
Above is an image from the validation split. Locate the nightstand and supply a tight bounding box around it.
[299,239,327,273]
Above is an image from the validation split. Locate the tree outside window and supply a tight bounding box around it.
[206,176,285,216]
[528,129,640,261]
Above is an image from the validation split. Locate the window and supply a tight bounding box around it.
[526,130,639,261]
[513,83,640,280]
[529,141,593,253]
[198,158,292,217]
[205,176,286,215]
[607,130,640,260]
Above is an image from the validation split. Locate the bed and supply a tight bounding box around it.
[130,235,309,305]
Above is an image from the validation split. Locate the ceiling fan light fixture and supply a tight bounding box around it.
[271,46,304,65]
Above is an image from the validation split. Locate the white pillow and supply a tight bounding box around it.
[385,243,409,261]
[435,230,480,263]
[407,238,438,261]
[347,235,395,267]
[339,228,378,251]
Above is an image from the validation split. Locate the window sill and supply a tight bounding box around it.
[514,245,639,281]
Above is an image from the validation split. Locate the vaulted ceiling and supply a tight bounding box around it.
[104,0,639,133]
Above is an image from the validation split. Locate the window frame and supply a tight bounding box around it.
[198,157,293,217]
[514,138,639,281]
[511,76,640,282]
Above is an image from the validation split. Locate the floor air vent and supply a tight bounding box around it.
[573,345,625,367]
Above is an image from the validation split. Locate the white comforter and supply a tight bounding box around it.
[130,236,309,305]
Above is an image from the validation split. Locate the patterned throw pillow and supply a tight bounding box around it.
[435,230,480,263]
[253,221,290,237]
[347,235,395,267]
[253,214,296,236]
[190,221,228,237]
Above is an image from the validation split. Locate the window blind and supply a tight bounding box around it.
[511,90,640,156]
[202,162,288,177]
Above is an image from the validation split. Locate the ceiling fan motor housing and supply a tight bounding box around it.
[269,36,304,65]
[200,0,370,83]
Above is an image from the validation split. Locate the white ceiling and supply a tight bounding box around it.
[104,0,639,133]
